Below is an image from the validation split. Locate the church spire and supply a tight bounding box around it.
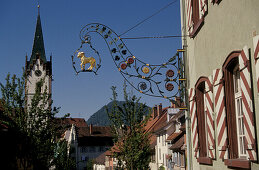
[30,5,46,63]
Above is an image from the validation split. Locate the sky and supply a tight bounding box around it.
[0,0,182,120]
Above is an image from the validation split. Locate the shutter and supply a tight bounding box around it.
[253,35,259,93]
[239,46,257,161]
[186,0,193,33]
[213,69,228,160]
[199,0,208,19]
[189,88,199,158]
[205,75,215,159]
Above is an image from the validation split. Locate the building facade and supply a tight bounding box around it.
[180,0,259,169]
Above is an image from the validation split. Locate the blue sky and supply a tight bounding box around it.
[0,0,182,120]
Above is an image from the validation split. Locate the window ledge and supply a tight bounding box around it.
[197,157,213,165]
[190,17,204,38]
[224,159,250,169]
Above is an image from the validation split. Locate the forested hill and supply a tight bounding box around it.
[86,101,151,126]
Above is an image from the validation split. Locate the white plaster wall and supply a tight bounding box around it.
[26,59,50,107]
[156,132,169,169]
[93,164,105,170]
[181,0,259,169]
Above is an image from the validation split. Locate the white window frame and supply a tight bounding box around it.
[233,65,247,158]
[203,93,209,156]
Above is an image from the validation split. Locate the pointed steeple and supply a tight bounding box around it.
[30,6,46,64]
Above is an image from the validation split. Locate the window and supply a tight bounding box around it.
[99,146,105,152]
[159,148,161,160]
[192,0,199,25]
[89,146,95,152]
[35,81,43,93]
[195,81,207,157]
[223,54,240,159]
[192,76,215,164]
[81,147,88,153]
[233,65,246,158]
[186,0,207,38]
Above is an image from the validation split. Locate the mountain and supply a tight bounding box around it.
[87,101,151,126]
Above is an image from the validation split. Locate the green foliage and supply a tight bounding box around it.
[85,159,95,170]
[159,165,165,170]
[53,140,76,170]
[0,72,72,169]
[106,84,152,170]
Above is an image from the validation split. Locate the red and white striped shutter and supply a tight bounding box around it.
[186,0,193,33]
[213,69,228,160]
[253,35,259,93]
[189,88,199,158]
[199,0,208,19]
[239,46,257,161]
[205,75,215,159]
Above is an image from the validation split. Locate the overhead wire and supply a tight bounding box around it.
[121,35,188,40]
[119,0,178,37]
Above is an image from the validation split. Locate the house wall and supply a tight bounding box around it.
[156,132,169,169]
[93,164,105,170]
[181,0,259,169]
[77,146,110,170]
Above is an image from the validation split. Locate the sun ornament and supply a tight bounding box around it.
[142,66,150,74]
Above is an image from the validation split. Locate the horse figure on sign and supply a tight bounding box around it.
[77,52,96,71]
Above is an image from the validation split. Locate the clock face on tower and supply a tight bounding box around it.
[35,70,42,77]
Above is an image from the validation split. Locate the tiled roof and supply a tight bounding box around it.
[95,151,106,165]
[78,126,112,137]
[169,135,184,150]
[150,135,157,148]
[56,117,87,127]
[153,112,168,133]
[166,131,182,141]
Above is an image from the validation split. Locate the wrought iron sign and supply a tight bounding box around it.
[72,23,186,104]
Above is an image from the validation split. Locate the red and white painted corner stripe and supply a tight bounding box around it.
[186,0,193,33]
[253,35,259,93]
[199,0,207,19]
[213,69,228,160]
[189,88,199,158]
[239,46,257,161]
[205,75,215,159]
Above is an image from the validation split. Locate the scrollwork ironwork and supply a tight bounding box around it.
[72,23,186,104]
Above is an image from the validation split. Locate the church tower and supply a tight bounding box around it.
[25,6,52,108]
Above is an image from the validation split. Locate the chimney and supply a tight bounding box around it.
[158,103,162,117]
[170,97,182,108]
[176,97,181,107]
[153,105,158,118]
[90,124,93,135]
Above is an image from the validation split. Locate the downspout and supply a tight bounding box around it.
[180,0,192,170]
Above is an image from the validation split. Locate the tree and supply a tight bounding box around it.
[0,72,74,169]
[106,85,152,170]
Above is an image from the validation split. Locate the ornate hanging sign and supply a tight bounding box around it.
[71,23,186,104]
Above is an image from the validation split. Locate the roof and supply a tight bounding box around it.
[169,135,184,151]
[78,126,114,146]
[95,151,106,165]
[153,112,168,133]
[30,14,46,64]
[150,135,157,149]
[56,118,87,127]
[78,126,112,137]
[166,131,182,142]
